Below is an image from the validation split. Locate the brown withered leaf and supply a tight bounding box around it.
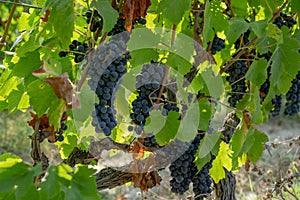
[44,73,80,109]
[129,141,145,160]
[40,9,50,22]
[120,0,151,31]
[131,154,162,192]
[32,61,46,74]
[242,109,252,129]
[27,112,55,142]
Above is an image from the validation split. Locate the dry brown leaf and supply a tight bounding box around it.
[40,9,50,22]
[120,0,151,31]
[27,112,55,142]
[129,141,145,160]
[44,73,80,109]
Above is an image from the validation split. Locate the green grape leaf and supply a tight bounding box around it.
[201,68,224,99]
[7,85,30,113]
[290,0,300,13]
[0,74,20,101]
[44,0,74,47]
[195,153,211,172]
[203,1,214,44]
[17,12,31,32]
[40,166,67,199]
[70,165,98,199]
[60,134,79,159]
[209,141,232,183]
[129,49,159,67]
[231,127,268,165]
[198,131,221,158]
[0,101,8,111]
[155,111,180,146]
[269,34,300,94]
[231,0,248,17]
[73,83,96,122]
[166,53,192,75]
[0,154,42,197]
[157,0,190,24]
[246,58,268,87]
[128,28,160,51]
[203,1,229,45]
[250,20,268,38]
[115,86,130,117]
[27,79,58,116]
[198,98,213,131]
[48,98,66,129]
[226,18,249,44]
[40,164,74,199]
[248,129,268,163]
[177,103,199,142]
[12,51,41,78]
[145,110,166,134]
[91,0,118,33]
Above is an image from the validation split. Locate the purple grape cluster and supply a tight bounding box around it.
[284,71,300,116]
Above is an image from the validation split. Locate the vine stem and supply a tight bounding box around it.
[269,0,289,23]
[0,0,19,51]
[155,66,170,105]
[208,97,243,113]
[0,0,42,9]
[219,37,257,74]
[154,24,176,105]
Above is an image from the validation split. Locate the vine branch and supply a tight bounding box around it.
[0,0,19,51]
[0,0,42,9]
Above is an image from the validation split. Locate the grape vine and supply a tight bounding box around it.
[0,0,299,199]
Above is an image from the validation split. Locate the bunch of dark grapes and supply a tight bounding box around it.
[234,29,250,49]
[169,134,203,194]
[85,9,103,32]
[273,12,296,29]
[108,17,147,36]
[162,102,179,116]
[48,121,67,143]
[59,40,89,63]
[284,71,300,116]
[108,18,126,36]
[129,62,167,134]
[270,95,282,117]
[192,158,213,200]
[133,17,147,25]
[88,34,129,136]
[258,52,283,117]
[225,60,248,106]
[209,36,225,55]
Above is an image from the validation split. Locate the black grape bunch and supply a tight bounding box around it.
[225,60,248,107]
[234,29,250,50]
[129,62,179,135]
[87,33,129,136]
[108,18,127,36]
[209,36,225,55]
[284,71,300,116]
[48,121,68,143]
[108,16,147,36]
[169,134,213,199]
[169,135,202,194]
[85,9,103,32]
[59,40,89,63]
[273,12,297,29]
[192,159,213,200]
[258,52,283,117]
